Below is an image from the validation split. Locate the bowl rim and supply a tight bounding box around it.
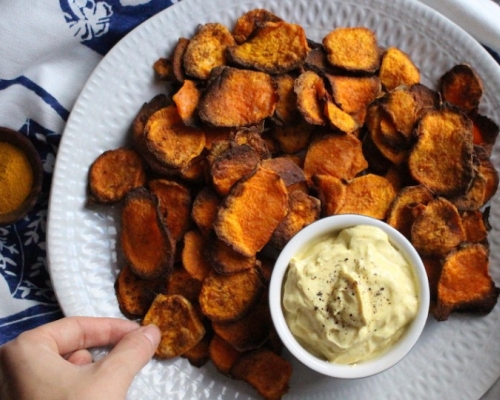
[0,126,43,226]
[269,214,430,379]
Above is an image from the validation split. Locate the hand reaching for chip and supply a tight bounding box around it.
[0,317,161,400]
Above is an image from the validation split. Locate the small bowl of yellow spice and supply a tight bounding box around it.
[0,127,43,226]
[269,214,430,379]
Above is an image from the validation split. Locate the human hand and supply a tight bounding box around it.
[0,316,161,400]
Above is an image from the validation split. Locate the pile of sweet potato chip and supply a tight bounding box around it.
[87,7,500,399]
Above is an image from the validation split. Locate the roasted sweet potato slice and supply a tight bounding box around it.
[88,148,146,204]
[270,190,321,249]
[183,23,235,80]
[461,210,488,243]
[381,86,419,139]
[231,8,283,44]
[475,145,500,204]
[294,70,327,126]
[324,99,359,134]
[209,334,241,375]
[120,188,175,279]
[313,174,346,216]
[337,173,397,219]
[148,179,191,242]
[208,237,257,275]
[153,57,173,81]
[411,197,465,256]
[145,105,206,169]
[191,187,221,236]
[166,266,203,304]
[271,119,314,154]
[261,156,308,193]
[181,229,212,281]
[379,47,420,91]
[214,166,288,257]
[172,79,201,126]
[434,244,499,321]
[439,64,483,113]
[115,263,162,319]
[210,143,261,196]
[303,133,368,183]
[408,107,474,197]
[181,332,211,368]
[170,37,190,83]
[227,21,309,74]
[273,74,301,126]
[199,268,264,323]
[234,130,271,160]
[449,171,487,211]
[231,348,292,400]
[212,292,272,351]
[143,294,206,359]
[386,184,434,239]
[471,114,499,156]
[322,27,380,73]
[198,66,278,127]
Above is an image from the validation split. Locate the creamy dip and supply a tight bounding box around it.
[282,225,419,364]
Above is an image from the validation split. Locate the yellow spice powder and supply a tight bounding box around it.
[0,142,34,214]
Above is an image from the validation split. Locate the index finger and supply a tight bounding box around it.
[29,316,141,356]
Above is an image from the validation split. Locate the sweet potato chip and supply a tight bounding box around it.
[324,99,359,134]
[234,130,271,160]
[171,37,190,83]
[182,229,212,281]
[439,64,483,113]
[337,173,396,219]
[461,210,488,243]
[191,187,221,235]
[153,57,173,81]
[183,23,235,80]
[379,46,420,91]
[472,114,499,156]
[181,332,211,368]
[271,119,314,154]
[313,174,346,216]
[115,263,162,319]
[88,148,146,204]
[475,145,500,204]
[120,188,175,279]
[209,334,241,375]
[434,244,499,321]
[199,268,264,323]
[294,70,327,126]
[408,106,474,197]
[410,197,465,256]
[143,294,206,359]
[231,8,283,44]
[166,266,203,304]
[322,27,380,73]
[270,190,321,249]
[261,156,308,193]
[449,170,487,211]
[172,79,201,126]
[145,105,206,169]
[228,21,309,74]
[148,179,192,242]
[208,237,257,275]
[231,348,292,400]
[214,166,288,257]
[198,66,278,127]
[273,74,301,126]
[303,133,368,183]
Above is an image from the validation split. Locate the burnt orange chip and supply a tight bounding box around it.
[408,107,474,197]
[181,229,212,281]
[471,114,499,156]
[303,133,368,183]
[386,184,434,239]
[227,21,309,74]
[214,166,288,257]
[294,70,327,126]
[198,66,278,127]
[379,47,420,91]
[381,86,419,140]
[439,64,483,113]
[170,37,190,83]
[322,27,380,73]
[153,57,173,81]
[191,187,221,236]
[271,119,314,154]
[324,99,359,134]
[234,130,271,160]
[166,266,203,304]
[370,115,408,165]
[273,74,301,126]
[210,143,261,196]
[115,263,162,319]
[181,332,211,368]
[461,210,488,244]
[148,179,192,242]
[208,237,257,275]
[313,174,346,216]
[449,171,487,212]
[337,173,396,220]
[261,156,308,193]
[231,8,283,44]
[132,94,171,150]
[209,334,241,375]
[145,105,206,169]
[434,244,499,321]
[120,188,175,279]
[172,79,201,126]
[270,190,321,249]
[410,197,465,257]
[199,268,265,323]
[88,148,146,204]
[143,294,206,359]
[183,23,235,80]
[231,348,292,400]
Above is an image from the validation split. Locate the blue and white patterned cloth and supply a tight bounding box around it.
[1,0,500,395]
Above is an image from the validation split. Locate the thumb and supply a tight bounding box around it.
[95,324,161,392]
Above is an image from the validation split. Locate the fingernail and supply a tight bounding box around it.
[139,324,161,347]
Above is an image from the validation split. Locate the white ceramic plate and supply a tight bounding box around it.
[47,0,500,398]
